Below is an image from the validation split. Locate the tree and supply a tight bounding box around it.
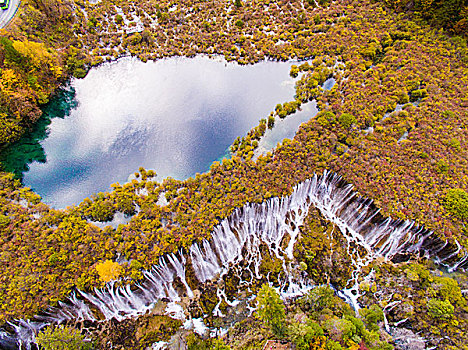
[359,305,384,332]
[35,326,92,350]
[338,113,356,129]
[256,284,285,336]
[427,299,454,319]
[95,260,122,283]
[212,339,231,349]
[444,188,468,220]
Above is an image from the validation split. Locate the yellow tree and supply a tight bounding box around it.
[95,260,122,283]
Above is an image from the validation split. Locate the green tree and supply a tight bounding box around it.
[35,326,92,350]
[359,305,384,332]
[338,113,356,129]
[427,299,455,319]
[288,320,324,350]
[256,284,285,336]
[444,188,468,220]
[212,339,231,349]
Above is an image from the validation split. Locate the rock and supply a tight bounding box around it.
[391,328,425,350]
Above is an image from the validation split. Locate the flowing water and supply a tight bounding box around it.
[2,172,466,349]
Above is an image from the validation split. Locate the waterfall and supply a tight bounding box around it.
[1,171,466,349]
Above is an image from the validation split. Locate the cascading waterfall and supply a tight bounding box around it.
[1,171,467,349]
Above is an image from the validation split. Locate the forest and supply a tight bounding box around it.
[0,0,468,348]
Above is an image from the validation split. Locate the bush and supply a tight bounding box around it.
[397,90,409,104]
[277,101,301,118]
[288,320,324,350]
[89,199,114,222]
[427,299,454,319]
[0,214,10,229]
[325,340,343,350]
[268,115,275,129]
[359,305,384,332]
[299,286,336,312]
[436,160,449,173]
[256,284,285,336]
[115,14,123,24]
[316,111,336,127]
[186,333,211,350]
[448,138,461,150]
[35,326,92,350]
[290,65,299,78]
[323,317,355,343]
[410,88,427,101]
[444,188,468,220]
[338,113,356,128]
[212,339,231,350]
[433,277,465,306]
[235,19,244,28]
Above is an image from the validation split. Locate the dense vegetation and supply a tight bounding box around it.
[0,0,83,146]
[382,0,468,35]
[0,0,468,348]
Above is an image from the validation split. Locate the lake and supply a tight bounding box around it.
[2,56,319,208]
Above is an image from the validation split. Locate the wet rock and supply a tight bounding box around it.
[392,328,425,350]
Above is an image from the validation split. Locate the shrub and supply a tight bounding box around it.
[115,14,123,24]
[433,277,465,306]
[235,19,244,28]
[359,305,384,332]
[316,111,336,127]
[427,299,454,319]
[410,88,427,101]
[212,339,231,349]
[436,160,449,173]
[299,286,336,312]
[397,90,409,104]
[290,65,299,78]
[268,115,275,129]
[444,188,468,220]
[89,199,114,222]
[448,138,461,150]
[288,320,324,350]
[325,339,343,350]
[277,101,301,118]
[186,333,211,350]
[338,113,356,128]
[0,214,10,229]
[35,326,91,350]
[256,284,285,336]
[323,317,356,343]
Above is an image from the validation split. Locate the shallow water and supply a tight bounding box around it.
[4,56,315,208]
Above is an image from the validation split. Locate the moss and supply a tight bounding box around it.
[259,245,284,278]
[198,283,219,315]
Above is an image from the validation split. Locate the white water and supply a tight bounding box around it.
[2,172,466,349]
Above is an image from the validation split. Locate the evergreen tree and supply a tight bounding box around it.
[256,284,285,336]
